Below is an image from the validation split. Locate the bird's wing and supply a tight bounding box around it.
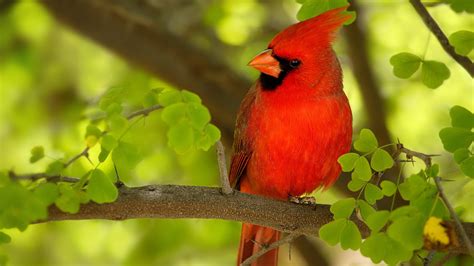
[229,84,258,190]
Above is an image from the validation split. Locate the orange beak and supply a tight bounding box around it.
[248,49,281,78]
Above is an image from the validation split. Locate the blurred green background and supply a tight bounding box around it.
[0,0,472,265]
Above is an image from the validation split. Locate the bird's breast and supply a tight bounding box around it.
[243,92,352,199]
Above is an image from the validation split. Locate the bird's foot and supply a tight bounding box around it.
[289,195,316,206]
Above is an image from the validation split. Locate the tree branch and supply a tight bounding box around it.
[126,104,162,120]
[409,0,474,77]
[216,140,233,195]
[40,0,252,142]
[40,184,474,254]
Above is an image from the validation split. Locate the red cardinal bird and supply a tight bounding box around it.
[229,7,353,266]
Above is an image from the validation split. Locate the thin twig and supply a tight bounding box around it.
[397,143,474,256]
[434,176,474,256]
[216,140,233,195]
[409,0,474,77]
[9,172,79,183]
[13,105,163,183]
[240,233,302,266]
[126,104,162,120]
[64,147,89,168]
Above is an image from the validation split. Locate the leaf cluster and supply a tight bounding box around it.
[1,86,222,246]
[320,128,449,265]
[439,105,474,178]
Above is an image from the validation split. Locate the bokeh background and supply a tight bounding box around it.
[0,0,472,265]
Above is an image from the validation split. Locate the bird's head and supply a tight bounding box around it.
[248,7,351,91]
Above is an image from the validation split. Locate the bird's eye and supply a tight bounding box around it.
[289,59,300,68]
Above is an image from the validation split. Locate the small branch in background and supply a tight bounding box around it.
[9,172,79,183]
[434,176,474,256]
[11,104,164,184]
[240,233,301,266]
[64,147,89,168]
[126,104,162,120]
[216,140,233,195]
[409,0,474,77]
[396,143,474,256]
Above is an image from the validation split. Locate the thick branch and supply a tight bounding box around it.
[43,184,474,254]
[409,0,474,76]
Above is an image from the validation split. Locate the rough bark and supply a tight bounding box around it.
[43,184,474,254]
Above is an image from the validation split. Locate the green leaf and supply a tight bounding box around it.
[389,52,421,79]
[421,60,450,89]
[354,157,372,181]
[338,153,360,172]
[30,145,44,163]
[181,90,201,103]
[357,199,376,221]
[453,148,470,163]
[186,103,211,130]
[297,0,328,21]
[98,147,110,163]
[319,218,346,245]
[204,124,221,143]
[348,178,366,192]
[0,183,48,230]
[108,114,128,132]
[370,148,394,172]
[161,103,186,125]
[158,89,182,106]
[380,180,397,196]
[360,233,388,263]
[364,183,383,205]
[99,86,125,110]
[330,198,356,219]
[389,206,418,221]
[87,169,118,203]
[387,216,424,250]
[100,134,117,151]
[143,90,158,108]
[398,174,427,200]
[449,30,474,55]
[340,220,361,250]
[55,184,84,214]
[196,124,221,151]
[105,103,122,117]
[366,210,390,233]
[354,128,378,153]
[439,127,474,152]
[45,161,65,175]
[446,0,474,14]
[0,232,11,244]
[450,105,474,129]
[384,237,413,265]
[167,122,195,153]
[112,141,142,171]
[296,0,355,25]
[460,156,474,178]
[33,183,59,205]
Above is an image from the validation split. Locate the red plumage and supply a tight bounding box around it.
[230,7,353,266]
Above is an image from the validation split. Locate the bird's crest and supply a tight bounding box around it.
[269,7,351,51]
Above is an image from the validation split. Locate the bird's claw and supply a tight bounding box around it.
[289,196,316,206]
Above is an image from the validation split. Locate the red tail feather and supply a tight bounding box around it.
[238,224,280,266]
